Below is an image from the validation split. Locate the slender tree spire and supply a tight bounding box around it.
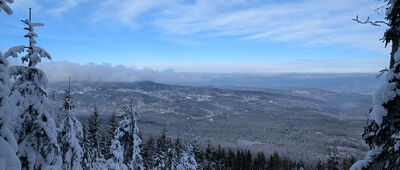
[59,76,83,170]
[4,8,62,169]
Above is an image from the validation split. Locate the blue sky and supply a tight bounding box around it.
[0,0,390,73]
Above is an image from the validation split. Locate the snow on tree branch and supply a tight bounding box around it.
[4,45,25,58]
[0,0,13,15]
[22,46,52,66]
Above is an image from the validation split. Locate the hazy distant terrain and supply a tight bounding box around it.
[41,62,383,94]
[170,73,383,95]
[48,81,372,162]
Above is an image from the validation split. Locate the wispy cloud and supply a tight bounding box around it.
[153,0,386,49]
[13,0,387,47]
[86,0,387,49]
[10,0,41,11]
[5,0,389,53]
[94,0,176,28]
[46,0,89,16]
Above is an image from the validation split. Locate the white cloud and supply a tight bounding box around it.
[94,0,176,28]
[153,0,387,49]
[88,0,388,49]
[7,0,390,50]
[46,0,89,16]
[10,0,41,11]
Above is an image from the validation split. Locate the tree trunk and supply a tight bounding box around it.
[390,40,399,69]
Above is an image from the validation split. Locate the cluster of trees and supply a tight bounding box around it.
[88,107,361,170]
[79,105,197,170]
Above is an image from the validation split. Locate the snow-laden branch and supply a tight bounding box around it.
[350,147,383,170]
[0,0,13,15]
[352,15,389,26]
[4,46,25,58]
[5,46,51,67]
[22,46,52,66]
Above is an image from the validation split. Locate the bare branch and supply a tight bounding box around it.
[377,67,389,78]
[352,15,389,26]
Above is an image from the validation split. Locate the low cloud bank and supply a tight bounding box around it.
[39,61,177,83]
[37,61,382,94]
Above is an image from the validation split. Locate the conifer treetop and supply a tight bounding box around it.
[4,8,51,67]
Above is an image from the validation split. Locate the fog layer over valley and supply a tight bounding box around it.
[48,81,372,162]
[40,61,383,94]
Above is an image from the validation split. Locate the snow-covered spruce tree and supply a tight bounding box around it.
[106,111,118,158]
[0,0,13,15]
[58,85,84,170]
[327,144,340,170]
[112,103,144,170]
[0,3,20,169]
[130,111,144,170]
[351,0,400,169]
[106,139,128,170]
[154,129,170,169]
[4,9,62,170]
[81,124,92,170]
[166,146,179,170]
[177,143,197,170]
[0,51,21,169]
[163,138,179,170]
[142,136,156,169]
[87,106,106,169]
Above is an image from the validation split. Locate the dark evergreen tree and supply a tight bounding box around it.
[327,144,340,170]
[174,138,183,160]
[142,136,156,169]
[244,150,252,169]
[165,139,179,169]
[253,151,267,170]
[154,129,170,169]
[81,124,92,170]
[353,0,400,169]
[213,145,225,169]
[327,157,340,170]
[204,144,216,169]
[225,149,235,169]
[297,160,305,170]
[191,139,204,169]
[87,106,106,167]
[106,111,118,157]
[316,159,325,170]
[268,152,280,170]
[235,150,242,170]
[342,156,356,170]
